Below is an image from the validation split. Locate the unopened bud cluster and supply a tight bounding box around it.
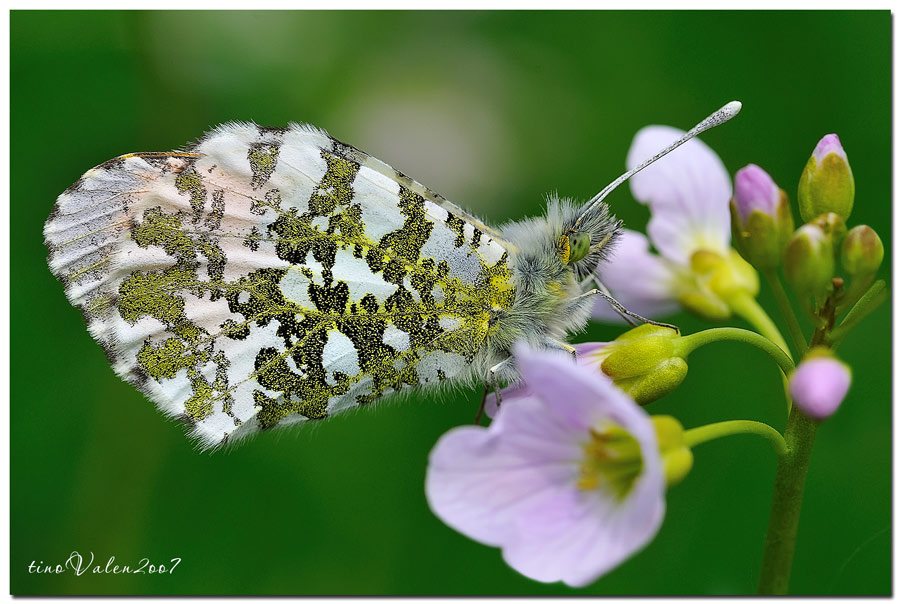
[730,134,883,310]
[724,133,884,422]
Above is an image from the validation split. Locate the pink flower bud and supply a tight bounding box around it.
[789,354,851,420]
[731,164,794,271]
[813,133,849,163]
[799,134,855,222]
[734,164,780,224]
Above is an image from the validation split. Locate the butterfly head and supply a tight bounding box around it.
[556,201,622,280]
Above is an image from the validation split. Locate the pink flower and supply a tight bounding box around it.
[594,126,757,322]
[789,354,852,420]
[425,345,665,587]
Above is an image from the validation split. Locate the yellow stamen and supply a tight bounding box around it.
[577,425,643,498]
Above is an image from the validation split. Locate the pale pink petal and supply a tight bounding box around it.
[813,133,848,162]
[502,487,618,584]
[627,125,732,264]
[594,229,680,322]
[426,396,582,547]
[504,482,664,587]
[483,382,531,420]
[573,341,607,358]
[485,343,610,420]
[513,344,616,434]
[490,388,587,464]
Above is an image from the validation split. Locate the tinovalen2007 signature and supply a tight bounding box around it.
[27,552,181,576]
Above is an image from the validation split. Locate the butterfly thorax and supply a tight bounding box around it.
[479,197,619,380]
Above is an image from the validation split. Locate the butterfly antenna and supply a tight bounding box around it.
[574,100,742,228]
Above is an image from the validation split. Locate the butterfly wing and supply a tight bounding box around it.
[45,122,515,448]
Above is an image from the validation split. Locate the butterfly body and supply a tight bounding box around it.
[45,122,618,447]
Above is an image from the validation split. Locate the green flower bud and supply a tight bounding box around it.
[798,134,855,222]
[616,358,689,406]
[841,225,884,278]
[784,224,835,300]
[730,164,794,271]
[601,324,678,377]
[651,415,693,486]
[598,324,688,405]
[809,212,848,254]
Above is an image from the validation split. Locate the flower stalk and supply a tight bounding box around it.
[677,327,795,377]
[684,420,787,457]
[727,292,791,358]
[828,279,888,349]
[763,270,809,356]
[725,293,795,411]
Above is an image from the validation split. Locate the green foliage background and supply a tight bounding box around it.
[11,10,890,595]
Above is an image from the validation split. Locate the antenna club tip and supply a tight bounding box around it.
[723,100,743,117]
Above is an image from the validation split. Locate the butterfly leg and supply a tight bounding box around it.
[485,357,512,409]
[589,277,679,332]
[544,338,578,361]
[475,357,513,424]
[475,384,490,425]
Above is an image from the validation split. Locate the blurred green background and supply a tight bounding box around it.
[11,10,890,595]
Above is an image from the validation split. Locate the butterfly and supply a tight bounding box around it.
[44,103,740,448]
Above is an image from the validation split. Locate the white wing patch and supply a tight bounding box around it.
[45,122,516,448]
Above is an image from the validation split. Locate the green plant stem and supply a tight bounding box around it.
[678,327,795,376]
[757,300,836,595]
[828,280,888,349]
[757,407,818,594]
[728,293,795,411]
[684,420,787,457]
[764,270,808,356]
[728,292,792,358]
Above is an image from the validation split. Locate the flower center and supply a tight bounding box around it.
[675,248,760,320]
[577,424,643,498]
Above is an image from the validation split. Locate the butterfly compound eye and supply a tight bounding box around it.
[567,232,592,264]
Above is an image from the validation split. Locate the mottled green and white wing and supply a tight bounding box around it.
[44,123,516,448]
